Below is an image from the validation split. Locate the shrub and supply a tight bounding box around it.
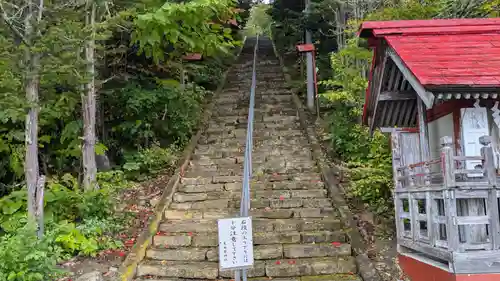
[0,224,64,281]
[122,144,178,180]
[320,34,393,215]
[103,80,207,157]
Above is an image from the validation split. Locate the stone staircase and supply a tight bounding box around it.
[135,38,361,281]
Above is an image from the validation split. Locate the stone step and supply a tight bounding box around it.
[207,115,299,124]
[151,231,346,249]
[190,153,312,163]
[204,126,302,136]
[180,173,322,186]
[213,109,297,117]
[169,198,333,211]
[136,257,356,278]
[194,145,312,157]
[186,161,316,175]
[206,116,299,126]
[171,189,327,203]
[223,86,290,93]
[145,243,351,262]
[264,257,357,277]
[199,138,309,147]
[136,261,219,279]
[192,148,311,159]
[199,134,304,145]
[137,276,361,281]
[178,180,324,194]
[164,207,337,220]
[158,218,342,234]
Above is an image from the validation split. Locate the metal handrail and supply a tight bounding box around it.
[235,35,259,281]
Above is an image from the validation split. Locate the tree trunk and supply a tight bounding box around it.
[82,1,98,190]
[25,0,43,222]
[25,65,40,220]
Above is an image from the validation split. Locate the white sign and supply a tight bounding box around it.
[217,217,254,271]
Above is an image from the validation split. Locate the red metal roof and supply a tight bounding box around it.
[386,34,500,87]
[182,53,203,61]
[359,18,500,37]
[359,18,500,88]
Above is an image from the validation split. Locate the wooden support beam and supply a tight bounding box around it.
[386,47,435,108]
[417,99,431,161]
[369,45,388,134]
[379,90,416,101]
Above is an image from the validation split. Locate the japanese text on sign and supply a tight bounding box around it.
[218,217,254,271]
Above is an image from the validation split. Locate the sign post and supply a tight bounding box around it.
[218,217,254,272]
[296,43,319,117]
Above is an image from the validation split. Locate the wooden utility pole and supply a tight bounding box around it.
[304,0,315,111]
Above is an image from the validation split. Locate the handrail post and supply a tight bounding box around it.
[391,131,405,241]
[441,136,459,251]
[480,135,500,249]
[441,136,455,188]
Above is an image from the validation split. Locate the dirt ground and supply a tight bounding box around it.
[340,182,400,281]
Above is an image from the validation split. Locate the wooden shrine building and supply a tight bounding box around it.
[359,18,500,281]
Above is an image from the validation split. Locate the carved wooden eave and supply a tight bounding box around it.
[435,92,500,100]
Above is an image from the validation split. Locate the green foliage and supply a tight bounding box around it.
[0,217,125,279]
[365,0,441,20]
[103,80,208,153]
[123,145,178,180]
[270,5,303,53]
[0,0,238,278]
[0,224,64,281]
[0,172,128,278]
[345,129,393,214]
[188,56,233,89]
[47,218,123,259]
[244,4,273,36]
[320,37,393,214]
[480,0,500,17]
[0,0,238,191]
[437,0,490,18]
[320,34,372,160]
[0,172,127,234]
[132,0,239,63]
